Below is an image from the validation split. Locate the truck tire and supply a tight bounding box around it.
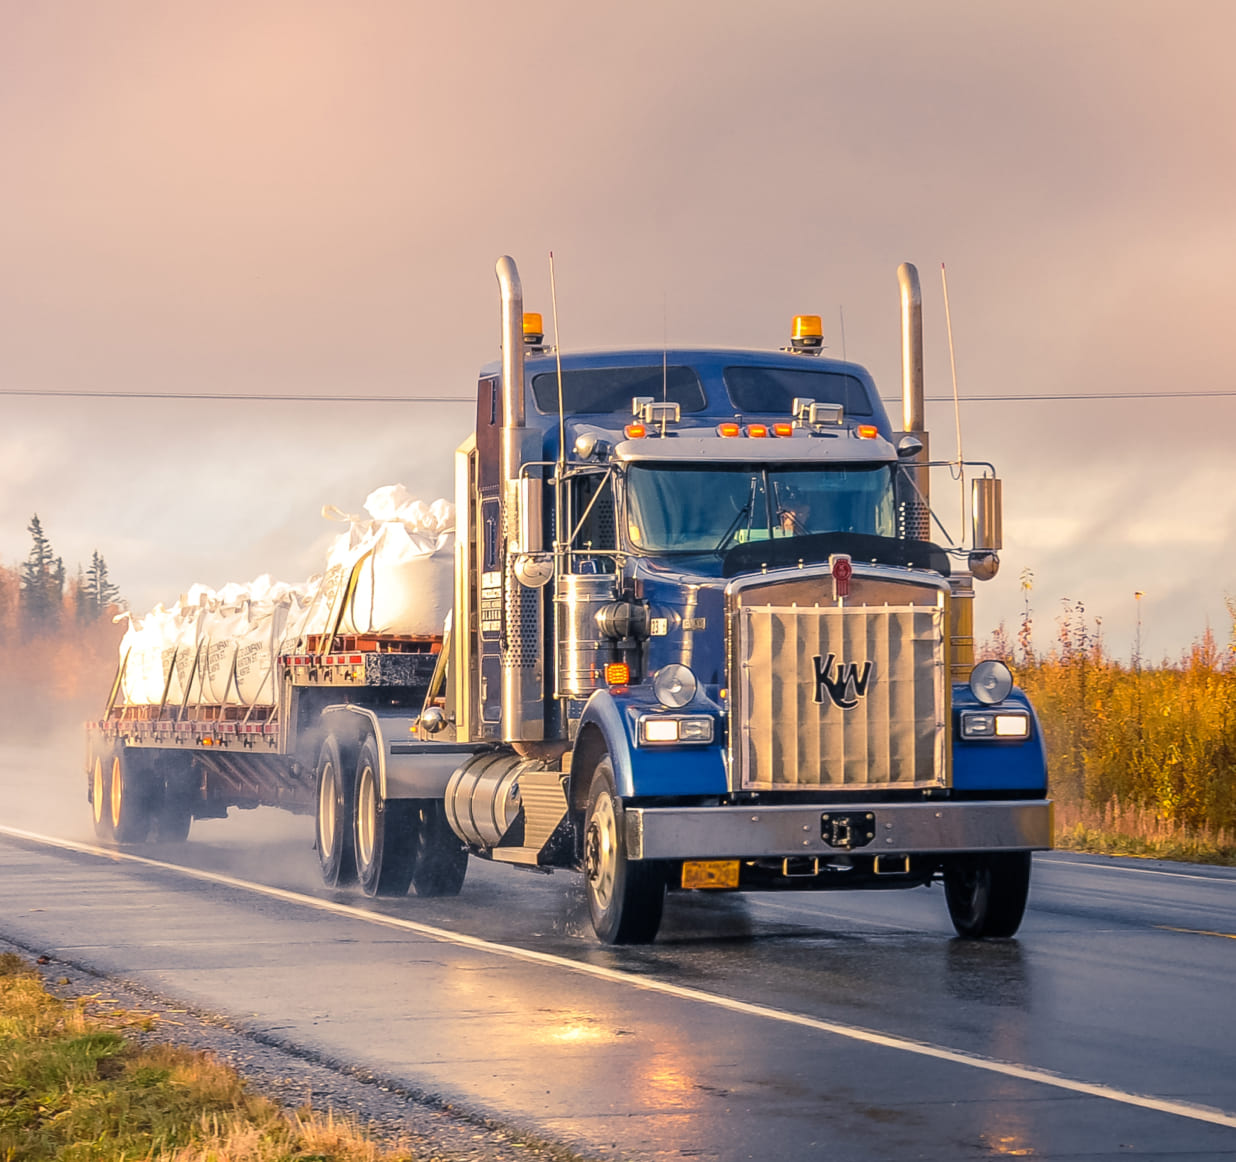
[90,745,114,841]
[108,747,153,845]
[583,757,665,944]
[354,733,418,898]
[150,753,194,844]
[315,734,356,887]
[409,802,468,897]
[944,852,1032,939]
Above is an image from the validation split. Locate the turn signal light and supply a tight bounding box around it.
[857,424,878,439]
[605,662,630,685]
[624,423,647,439]
[717,422,740,437]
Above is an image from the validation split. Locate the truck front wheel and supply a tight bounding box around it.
[944,852,1032,939]
[315,734,356,887]
[583,758,665,944]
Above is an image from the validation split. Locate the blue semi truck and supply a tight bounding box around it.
[88,257,1050,944]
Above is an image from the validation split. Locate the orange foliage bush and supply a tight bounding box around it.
[0,563,123,741]
[985,598,1236,835]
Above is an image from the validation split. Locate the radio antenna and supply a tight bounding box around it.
[662,293,669,402]
[550,251,566,476]
[549,251,568,570]
[940,263,966,540]
[839,305,847,363]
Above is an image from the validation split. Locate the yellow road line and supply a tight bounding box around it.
[1157,925,1236,941]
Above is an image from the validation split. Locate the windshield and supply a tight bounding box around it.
[624,463,897,553]
[530,366,707,415]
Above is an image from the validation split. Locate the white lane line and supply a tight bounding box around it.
[1036,855,1233,884]
[5,823,1236,1132]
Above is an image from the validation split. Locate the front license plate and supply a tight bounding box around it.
[681,860,740,889]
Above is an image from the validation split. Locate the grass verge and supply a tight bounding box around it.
[1053,799,1236,867]
[0,951,416,1161]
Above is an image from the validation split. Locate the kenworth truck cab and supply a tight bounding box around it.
[434,257,1049,942]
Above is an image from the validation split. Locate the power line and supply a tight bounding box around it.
[1,386,1233,403]
[905,391,1236,402]
[0,388,472,403]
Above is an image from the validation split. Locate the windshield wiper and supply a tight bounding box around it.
[714,478,758,555]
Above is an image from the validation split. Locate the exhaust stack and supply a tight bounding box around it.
[897,262,931,539]
[898,262,924,434]
[495,256,544,742]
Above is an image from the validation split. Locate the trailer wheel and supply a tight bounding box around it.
[315,734,356,887]
[150,754,194,844]
[354,734,418,898]
[583,757,664,944]
[90,746,114,841]
[108,748,152,845]
[409,802,468,897]
[944,852,1032,939]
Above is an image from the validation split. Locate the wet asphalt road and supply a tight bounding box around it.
[3,739,1236,1159]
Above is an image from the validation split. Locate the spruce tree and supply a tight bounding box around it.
[19,514,61,636]
[82,551,121,621]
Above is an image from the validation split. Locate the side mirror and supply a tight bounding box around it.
[897,434,924,459]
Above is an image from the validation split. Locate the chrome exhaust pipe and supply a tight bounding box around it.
[494,256,544,742]
[897,262,924,434]
[897,262,930,538]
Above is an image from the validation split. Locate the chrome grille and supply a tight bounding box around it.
[735,595,946,791]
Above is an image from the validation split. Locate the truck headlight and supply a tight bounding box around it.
[653,663,697,708]
[638,714,714,745]
[960,709,1030,740]
[969,660,1013,705]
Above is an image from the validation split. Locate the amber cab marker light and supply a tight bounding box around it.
[624,423,647,439]
[746,423,769,438]
[857,424,879,439]
[790,314,824,351]
[773,422,794,437]
[605,662,631,686]
[717,422,741,437]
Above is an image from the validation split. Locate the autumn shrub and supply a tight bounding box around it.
[0,562,123,740]
[985,597,1236,842]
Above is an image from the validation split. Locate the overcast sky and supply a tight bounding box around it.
[2,1,1233,664]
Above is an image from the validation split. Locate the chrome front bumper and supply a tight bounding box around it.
[625,800,1052,861]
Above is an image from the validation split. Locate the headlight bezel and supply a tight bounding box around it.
[959,708,1031,741]
[637,714,715,745]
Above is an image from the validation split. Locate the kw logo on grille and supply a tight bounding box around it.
[812,653,873,710]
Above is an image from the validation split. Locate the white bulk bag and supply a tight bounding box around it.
[337,522,453,637]
[234,597,291,707]
[200,603,247,706]
[315,488,455,639]
[118,605,178,706]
